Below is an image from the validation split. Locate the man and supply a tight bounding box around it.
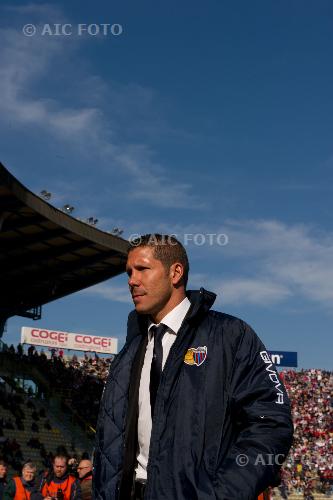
[0,460,8,500]
[3,461,40,499]
[93,234,293,500]
[38,455,81,499]
[77,460,92,500]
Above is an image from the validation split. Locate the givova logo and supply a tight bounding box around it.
[260,351,284,405]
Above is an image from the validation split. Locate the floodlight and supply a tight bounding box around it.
[63,204,75,213]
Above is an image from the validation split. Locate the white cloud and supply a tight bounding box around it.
[0,6,202,209]
[83,283,131,304]
[126,219,333,309]
[80,219,333,310]
[216,220,333,307]
[211,278,292,306]
[225,220,333,302]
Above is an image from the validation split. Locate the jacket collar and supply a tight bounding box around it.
[127,288,216,341]
[186,288,216,321]
[21,478,35,488]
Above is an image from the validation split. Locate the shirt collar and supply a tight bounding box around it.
[148,296,191,340]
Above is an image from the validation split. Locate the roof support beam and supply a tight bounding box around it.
[0,263,125,312]
[0,240,96,276]
[1,214,46,231]
[0,249,123,292]
[0,227,70,254]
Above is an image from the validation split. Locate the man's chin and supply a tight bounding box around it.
[133,301,153,316]
[134,303,148,314]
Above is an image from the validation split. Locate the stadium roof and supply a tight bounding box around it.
[0,162,130,329]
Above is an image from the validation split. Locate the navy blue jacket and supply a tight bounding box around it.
[93,289,293,500]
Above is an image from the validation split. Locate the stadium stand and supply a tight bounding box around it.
[0,348,94,475]
[0,162,128,499]
[0,161,129,340]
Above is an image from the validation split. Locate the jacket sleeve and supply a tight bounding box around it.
[3,479,15,500]
[215,322,294,500]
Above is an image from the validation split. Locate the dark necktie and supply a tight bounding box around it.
[150,324,167,418]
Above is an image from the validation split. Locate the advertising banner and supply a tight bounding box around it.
[21,327,118,354]
[268,351,298,368]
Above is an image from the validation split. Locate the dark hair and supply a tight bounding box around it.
[0,459,8,467]
[128,234,189,287]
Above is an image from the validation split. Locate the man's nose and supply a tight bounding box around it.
[128,273,140,287]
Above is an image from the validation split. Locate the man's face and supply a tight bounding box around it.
[22,467,35,482]
[0,464,7,478]
[77,460,92,479]
[53,458,67,478]
[126,246,175,321]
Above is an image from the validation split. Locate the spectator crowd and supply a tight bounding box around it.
[278,369,333,497]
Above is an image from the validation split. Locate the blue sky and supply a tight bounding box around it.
[1,1,332,369]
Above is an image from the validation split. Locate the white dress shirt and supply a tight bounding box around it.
[135,296,191,481]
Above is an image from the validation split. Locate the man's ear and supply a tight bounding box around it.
[170,262,184,286]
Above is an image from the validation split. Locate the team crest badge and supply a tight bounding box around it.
[184,346,207,366]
